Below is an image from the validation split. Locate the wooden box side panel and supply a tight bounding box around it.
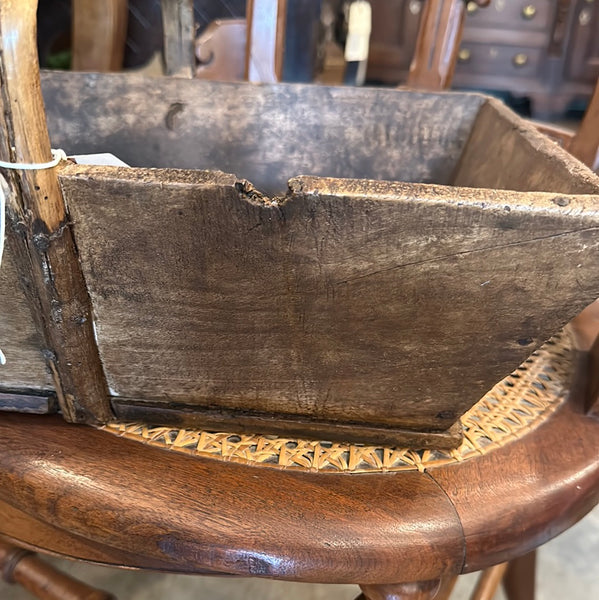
[41,72,484,194]
[453,98,599,194]
[0,251,53,393]
[61,165,599,433]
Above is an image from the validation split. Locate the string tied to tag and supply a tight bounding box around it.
[0,148,67,365]
[0,148,66,171]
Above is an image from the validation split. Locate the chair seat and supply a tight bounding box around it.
[1,331,599,586]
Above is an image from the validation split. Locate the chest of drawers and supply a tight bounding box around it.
[367,0,599,117]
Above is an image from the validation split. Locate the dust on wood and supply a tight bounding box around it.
[453,98,599,194]
[41,71,484,195]
[59,164,599,441]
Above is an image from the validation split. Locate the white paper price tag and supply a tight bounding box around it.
[344,1,372,62]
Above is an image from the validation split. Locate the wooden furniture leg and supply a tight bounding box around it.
[470,563,508,600]
[358,579,441,600]
[0,539,115,600]
[72,0,128,72]
[407,0,465,90]
[503,551,536,600]
[435,575,458,600]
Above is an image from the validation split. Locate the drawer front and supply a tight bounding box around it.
[455,43,543,77]
[464,0,553,30]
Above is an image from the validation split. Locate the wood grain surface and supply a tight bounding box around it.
[40,71,483,195]
[161,0,195,78]
[428,400,599,572]
[72,0,128,72]
[0,1,111,422]
[59,164,599,439]
[0,502,218,573]
[568,80,599,170]
[0,413,464,584]
[0,252,52,393]
[1,397,598,583]
[453,98,599,194]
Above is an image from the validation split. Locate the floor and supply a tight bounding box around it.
[2,504,598,599]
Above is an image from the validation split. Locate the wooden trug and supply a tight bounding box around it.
[1,45,599,446]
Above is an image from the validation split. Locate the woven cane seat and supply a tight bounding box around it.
[102,330,573,474]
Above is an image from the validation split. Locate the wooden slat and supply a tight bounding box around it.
[245,0,287,83]
[453,98,599,194]
[161,0,195,78]
[72,0,128,72]
[59,165,599,439]
[40,72,484,195]
[0,393,56,415]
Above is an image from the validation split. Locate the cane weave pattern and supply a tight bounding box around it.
[102,330,574,473]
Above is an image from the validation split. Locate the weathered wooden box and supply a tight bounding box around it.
[2,72,598,449]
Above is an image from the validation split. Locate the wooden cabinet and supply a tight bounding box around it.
[565,0,599,83]
[367,0,599,117]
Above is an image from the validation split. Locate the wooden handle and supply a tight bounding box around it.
[0,539,115,600]
[0,0,64,228]
[0,0,112,422]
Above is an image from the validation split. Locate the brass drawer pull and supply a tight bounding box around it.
[513,53,528,67]
[466,1,479,14]
[522,4,537,19]
[458,48,472,62]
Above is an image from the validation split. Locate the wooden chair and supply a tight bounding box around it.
[2,2,599,599]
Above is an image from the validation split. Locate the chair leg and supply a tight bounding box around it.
[503,550,536,600]
[0,539,115,600]
[358,579,441,600]
[470,564,508,600]
[435,575,458,600]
